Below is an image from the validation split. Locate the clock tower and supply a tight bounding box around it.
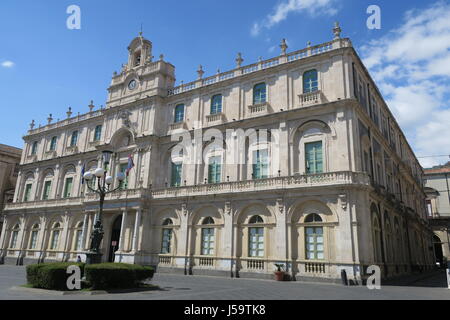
[106,32,176,108]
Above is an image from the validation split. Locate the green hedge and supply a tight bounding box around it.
[26,262,85,291]
[26,262,154,291]
[85,263,154,290]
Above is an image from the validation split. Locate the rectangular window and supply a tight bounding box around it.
[94,125,102,142]
[201,228,215,256]
[63,177,73,198]
[24,184,32,202]
[50,231,60,250]
[75,230,83,251]
[303,70,318,94]
[10,231,19,249]
[31,142,38,155]
[171,163,182,187]
[305,227,324,260]
[30,231,38,249]
[252,149,269,179]
[42,181,52,200]
[161,229,172,254]
[426,200,433,217]
[253,83,267,104]
[50,137,57,151]
[119,164,128,190]
[174,104,185,123]
[70,131,78,147]
[249,227,264,257]
[208,156,221,184]
[305,141,323,174]
[211,95,222,114]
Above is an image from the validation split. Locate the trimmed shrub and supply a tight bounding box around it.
[26,262,85,291]
[85,263,154,290]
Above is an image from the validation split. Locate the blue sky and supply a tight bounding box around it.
[1,0,449,167]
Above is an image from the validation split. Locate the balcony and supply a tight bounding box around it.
[151,171,370,199]
[4,172,370,212]
[206,113,225,125]
[169,121,187,132]
[247,103,270,117]
[298,90,324,107]
[65,145,78,155]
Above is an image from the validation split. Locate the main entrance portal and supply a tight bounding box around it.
[108,215,122,262]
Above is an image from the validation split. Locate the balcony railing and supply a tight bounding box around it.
[299,90,323,107]
[152,171,370,199]
[169,121,187,132]
[206,113,225,124]
[167,39,351,97]
[248,103,270,116]
[5,172,369,211]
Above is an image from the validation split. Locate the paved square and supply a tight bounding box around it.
[1,265,449,300]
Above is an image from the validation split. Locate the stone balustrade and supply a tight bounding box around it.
[206,113,225,124]
[167,39,351,97]
[5,171,369,211]
[248,103,270,116]
[299,90,324,107]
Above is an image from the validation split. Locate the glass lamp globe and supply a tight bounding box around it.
[94,168,105,178]
[116,172,126,182]
[105,176,114,185]
[83,171,93,181]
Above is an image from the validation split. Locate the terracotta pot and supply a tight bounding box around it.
[274,271,285,281]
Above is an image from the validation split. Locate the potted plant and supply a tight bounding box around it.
[274,263,285,281]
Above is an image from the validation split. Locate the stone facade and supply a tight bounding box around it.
[424,162,450,265]
[0,24,434,282]
[0,144,21,242]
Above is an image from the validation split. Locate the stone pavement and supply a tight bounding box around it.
[0,265,449,300]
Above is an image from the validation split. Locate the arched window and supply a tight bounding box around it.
[304,213,322,223]
[249,215,264,224]
[163,218,174,226]
[10,224,20,249]
[70,131,78,147]
[94,125,102,142]
[50,223,62,250]
[305,213,324,260]
[201,216,215,256]
[49,136,58,151]
[373,216,382,262]
[253,83,267,105]
[211,94,222,114]
[74,222,84,251]
[248,215,264,257]
[161,218,173,254]
[29,224,40,249]
[303,69,318,93]
[174,104,185,123]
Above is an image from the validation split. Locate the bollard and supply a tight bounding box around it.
[341,269,348,286]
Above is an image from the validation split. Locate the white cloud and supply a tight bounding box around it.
[360,1,450,167]
[1,60,15,68]
[251,0,338,37]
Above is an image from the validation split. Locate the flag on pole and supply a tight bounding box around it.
[126,154,135,176]
[81,163,86,184]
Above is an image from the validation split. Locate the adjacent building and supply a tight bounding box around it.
[0,144,21,241]
[0,23,435,283]
[424,162,450,266]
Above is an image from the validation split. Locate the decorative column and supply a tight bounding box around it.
[131,209,142,252]
[275,199,288,264]
[118,210,128,252]
[81,213,89,250]
[0,217,9,258]
[61,214,71,261]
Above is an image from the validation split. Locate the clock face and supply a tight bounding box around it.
[128,80,137,90]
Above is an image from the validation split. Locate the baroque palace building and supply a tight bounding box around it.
[0,23,435,283]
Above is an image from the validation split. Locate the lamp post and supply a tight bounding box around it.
[83,150,126,264]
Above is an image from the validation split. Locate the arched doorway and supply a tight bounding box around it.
[433,234,444,268]
[108,215,122,262]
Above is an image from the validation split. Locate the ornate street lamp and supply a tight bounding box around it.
[83,150,126,264]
